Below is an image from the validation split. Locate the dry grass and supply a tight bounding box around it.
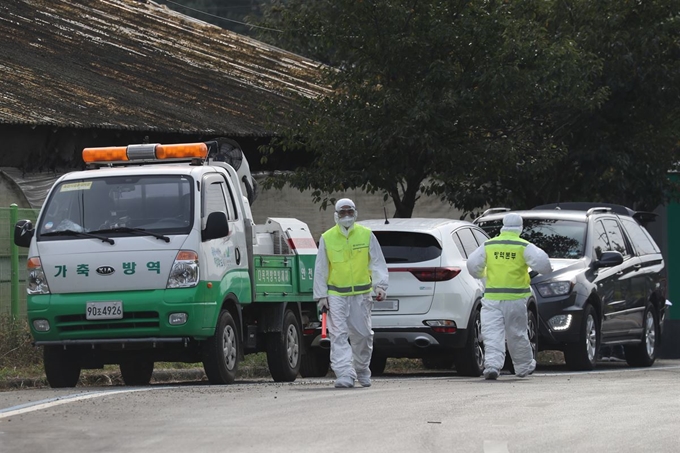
[0,316,42,378]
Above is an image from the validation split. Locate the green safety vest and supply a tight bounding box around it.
[322,224,373,296]
[483,231,531,300]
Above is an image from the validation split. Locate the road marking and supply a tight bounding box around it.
[484,440,510,453]
[0,387,169,419]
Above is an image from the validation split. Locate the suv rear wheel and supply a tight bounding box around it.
[453,308,484,377]
[624,305,659,367]
[564,304,599,371]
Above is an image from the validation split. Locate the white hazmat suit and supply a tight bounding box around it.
[314,199,389,388]
[467,213,552,379]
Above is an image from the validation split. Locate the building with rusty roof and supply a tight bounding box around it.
[0,0,326,178]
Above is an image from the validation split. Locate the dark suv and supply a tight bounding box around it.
[475,203,666,371]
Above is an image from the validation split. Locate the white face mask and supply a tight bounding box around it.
[338,216,355,228]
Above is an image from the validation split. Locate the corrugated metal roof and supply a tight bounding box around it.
[0,0,327,136]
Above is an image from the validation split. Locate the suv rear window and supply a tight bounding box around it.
[620,217,660,255]
[373,231,442,264]
[477,218,587,259]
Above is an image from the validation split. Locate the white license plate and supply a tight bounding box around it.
[86,301,123,320]
[373,299,399,311]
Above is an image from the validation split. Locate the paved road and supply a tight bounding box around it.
[1,361,679,453]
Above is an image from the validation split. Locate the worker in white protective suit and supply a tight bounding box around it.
[314,198,389,388]
[466,213,552,380]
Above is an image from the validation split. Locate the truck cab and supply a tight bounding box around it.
[14,141,322,387]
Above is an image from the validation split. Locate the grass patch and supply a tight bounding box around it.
[0,316,41,371]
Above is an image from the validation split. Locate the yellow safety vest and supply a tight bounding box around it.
[322,224,373,296]
[483,231,531,300]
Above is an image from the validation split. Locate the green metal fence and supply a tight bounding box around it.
[1,205,40,318]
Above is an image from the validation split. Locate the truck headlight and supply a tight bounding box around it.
[166,250,199,288]
[27,257,50,295]
[535,281,572,298]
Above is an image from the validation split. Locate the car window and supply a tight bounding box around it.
[452,232,465,258]
[472,228,489,246]
[372,231,442,264]
[455,228,479,259]
[601,219,630,257]
[204,180,230,219]
[620,217,659,255]
[477,218,586,259]
[593,220,611,259]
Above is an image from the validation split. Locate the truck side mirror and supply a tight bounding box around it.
[14,219,34,248]
[202,212,229,241]
[593,250,624,269]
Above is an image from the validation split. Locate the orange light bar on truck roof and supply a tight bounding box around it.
[156,143,208,160]
[82,143,209,163]
[82,147,129,163]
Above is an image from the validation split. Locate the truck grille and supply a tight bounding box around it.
[56,311,160,332]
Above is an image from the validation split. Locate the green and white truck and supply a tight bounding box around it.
[13,140,328,387]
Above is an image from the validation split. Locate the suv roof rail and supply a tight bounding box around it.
[586,207,613,216]
[533,202,658,224]
[533,202,636,216]
[479,207,511,218]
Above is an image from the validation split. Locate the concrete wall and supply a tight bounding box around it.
[249,180,467,240]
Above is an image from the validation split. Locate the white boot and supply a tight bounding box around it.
[334,375,355,388]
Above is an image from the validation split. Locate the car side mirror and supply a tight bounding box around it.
[202,211,229,241]
[14,219,34,248]
[593,250,624,269]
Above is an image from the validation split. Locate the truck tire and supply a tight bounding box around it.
[120,360,154,386]
[44,346,81,388]
[203,310,240,384]
[299,348,330,378]
[266,309,302,382]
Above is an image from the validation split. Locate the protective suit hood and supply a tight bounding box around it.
[500,213,523,234]
[334,198,358,231]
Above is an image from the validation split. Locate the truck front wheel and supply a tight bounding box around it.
[203,310,240,384]
[266,309,301,382]
[120,360,154,386]
[44,346,81,388]
[299,347,330,378]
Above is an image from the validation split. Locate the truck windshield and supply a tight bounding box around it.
[38,175,193,238]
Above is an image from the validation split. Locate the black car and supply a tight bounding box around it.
[475,203,666,371]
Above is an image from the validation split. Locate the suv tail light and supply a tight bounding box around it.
[390,267,461,282]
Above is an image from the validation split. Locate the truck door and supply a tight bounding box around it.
[201,174,248,299]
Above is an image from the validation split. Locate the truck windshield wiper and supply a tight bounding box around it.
[90,227,170,243]
[41,229,114,245]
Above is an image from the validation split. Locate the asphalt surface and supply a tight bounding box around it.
[1,360,679,453]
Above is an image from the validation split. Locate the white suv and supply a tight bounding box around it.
[361,218,538,377]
